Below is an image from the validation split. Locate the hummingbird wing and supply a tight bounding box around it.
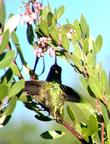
[61,85,81,102]
[25,80,46,95]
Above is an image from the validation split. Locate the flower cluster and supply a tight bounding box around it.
[34,37,55,57]
[20,1,43,25]
[33,1,43,14]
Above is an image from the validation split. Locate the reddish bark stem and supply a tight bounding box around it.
[63,120,88,144]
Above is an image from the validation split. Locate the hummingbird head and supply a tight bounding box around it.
[46,63,62,84]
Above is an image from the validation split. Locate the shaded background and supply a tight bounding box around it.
[0,0,110,143]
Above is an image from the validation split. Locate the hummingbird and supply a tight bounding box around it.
[25,58,80,123]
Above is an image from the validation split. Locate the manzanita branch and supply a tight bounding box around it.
[62,120,88,144]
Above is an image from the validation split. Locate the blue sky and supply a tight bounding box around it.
[4,0,110,122]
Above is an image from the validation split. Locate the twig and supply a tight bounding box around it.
[33,56,39,76]
[62,120,88,144]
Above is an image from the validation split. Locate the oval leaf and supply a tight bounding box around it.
[47,12,53,26]
[35,112,52,122]
[26,24,34,45]
[0,0,6,24]
[40,130,65,139]
[80,15,89,39]
[0,84,8,101]
[55,5,65,20]
[11,31,27,65]
[49,26,58,42]
[95,35,103,52]
[88,75,102,98]
[0,115,11,128]
[66,104,76,122]
[0,29,9,54]
[87,114,98,136]
[10,62,21,76]
[61,32,69,50]
[0,50,15,69]
[8,80,24,98]
[100,101,109,125]
[39,21,49,36]
[4,96,17,115]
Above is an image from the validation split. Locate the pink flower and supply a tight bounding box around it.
[38,37,51,48]
[48,47,55,57]
[34,48,44,57]
[33,2,43,14]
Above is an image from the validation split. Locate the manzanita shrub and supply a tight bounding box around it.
[0,0,110,143]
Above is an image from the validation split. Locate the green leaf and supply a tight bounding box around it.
[83,39,89,54]
[52,15,57,26]
[26,24,34,45]
[1,68,13,87]
[0,30,9,54]
[49,26,58,42]
[39,21,49,36]
[66,105,76,123]
[40,130,65,139]
[10,62,20,77]
[35,112,52,122]
[71,34,77,46]
[88,75,102,98]
[80,76,89,92]
[86,51,96,66]
[82,114,98,138]
[8,80,24,98]
[19,92,29,102]
[0,50,15,69]
[55,5,65,20]
[47,12,53,26]
[87,114,98,135]
[61,31,69,50]
[0,0,6,24]
[68,103,88,123]
[80,15,89,39]
[70,53,81,68]
[0,84,8,101]
[107,122,110,142]
[95,35,103,52]
[11,31,27,66]
[40,6,50,21]
[100,69,107,92]
[4,96,17,115]
[100,101,109,125]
